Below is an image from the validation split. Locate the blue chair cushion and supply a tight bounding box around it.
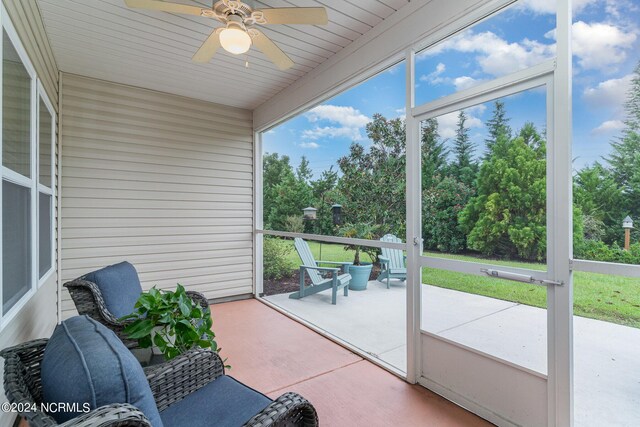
[83,261,143,318]
[160,376,271,427]
[41,315,163,426]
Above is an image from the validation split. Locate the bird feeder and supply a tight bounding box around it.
[332,204,343,226]
[623,216,633,250]
[302,207,317,220]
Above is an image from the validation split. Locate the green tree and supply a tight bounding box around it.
[606,62,640,217]
[421,117,448,190]
[450,111,477,187]
[460,124,547,260]
[423,177,474,253]
[337,114,406,236]
[310,166,342,235]
[484,100,512,156]
[267,173,313,231]
[263,153,295,228]
[574,162,625,244]
[296,155,313,182]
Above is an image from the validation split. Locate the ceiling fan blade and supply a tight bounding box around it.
[252,30,294,70]
[256,7,328,25]
[192,28,222,63]
[124,0,205,16]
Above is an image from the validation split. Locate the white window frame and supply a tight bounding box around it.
[0,3,54,330]
[37,80,55,287]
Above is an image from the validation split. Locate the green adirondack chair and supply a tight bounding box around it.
[377,234,407,288]
[289,238,352,305]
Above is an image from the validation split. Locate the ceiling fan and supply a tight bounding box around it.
[124,0,328,70]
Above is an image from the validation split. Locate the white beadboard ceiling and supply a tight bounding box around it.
[36,0,409,109]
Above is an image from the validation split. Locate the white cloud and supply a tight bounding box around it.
[302,126,363,141]
[519,0,596,15]
[453,76,482,91]
[394,107,406,120]
[299,142,320,149]
[419,62,483,92]
[583,74,633,108]
[437,105,485,139]
[592,120,625,134]
[304,105,371,141]
[569,21,637,71]
[306,105,370,128]
[422,30,555,77]
[420,62,446,83]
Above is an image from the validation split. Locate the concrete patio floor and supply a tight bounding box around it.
[264,280,640,427]
[212,299,491,427]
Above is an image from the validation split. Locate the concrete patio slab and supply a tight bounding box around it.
[265,279,407,365]
[422,285,519,334]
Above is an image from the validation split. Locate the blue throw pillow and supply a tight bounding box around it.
[41,315,163,426]
[83,261,143,318]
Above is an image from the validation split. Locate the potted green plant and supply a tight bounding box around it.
[339,222,378,290]
[120,284,221,361]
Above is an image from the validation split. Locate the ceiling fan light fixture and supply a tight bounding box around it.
[220,21,252,55]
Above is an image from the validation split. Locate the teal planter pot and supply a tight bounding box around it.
[347,263,372,291]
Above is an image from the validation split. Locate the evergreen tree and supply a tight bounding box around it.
[421,117,448,189]
[460,124,547,260]
[263,153,295,227]
[485,100,512,156]
[451,111,477,187]
[574,162,625,244]
[310,166,342,235]
[453,111,473,168]
[606,61,640,216]
[296,155,313,183]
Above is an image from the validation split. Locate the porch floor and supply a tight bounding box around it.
[212,299,491,427]
[263,280,640,427]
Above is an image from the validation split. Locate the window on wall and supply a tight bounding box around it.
[1,15,55,321]
[2,28,33,314]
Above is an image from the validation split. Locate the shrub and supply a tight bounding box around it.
[423,177,474,253]
[263,237,296,280]
[283,215,304,233]
[577,239,640,264]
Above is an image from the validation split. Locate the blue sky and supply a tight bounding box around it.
[263,0,640,178]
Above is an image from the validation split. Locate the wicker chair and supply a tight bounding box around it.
[64,266,209,349]
[1,339,319,427]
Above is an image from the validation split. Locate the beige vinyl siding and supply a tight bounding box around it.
[0,1,59,423]
[60,74,254,318]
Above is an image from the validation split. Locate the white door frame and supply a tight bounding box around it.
[404,1,573,424]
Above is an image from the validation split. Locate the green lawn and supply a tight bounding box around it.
[274,239,640,328]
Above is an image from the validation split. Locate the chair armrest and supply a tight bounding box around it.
[378,256,390,265]
[63,279,122,326]
[145,348,225,411]
[316,260,352,266]
[243,392,318,427]
[59,403,151,427]
[300,265,340,273]
[186,290,209,310]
